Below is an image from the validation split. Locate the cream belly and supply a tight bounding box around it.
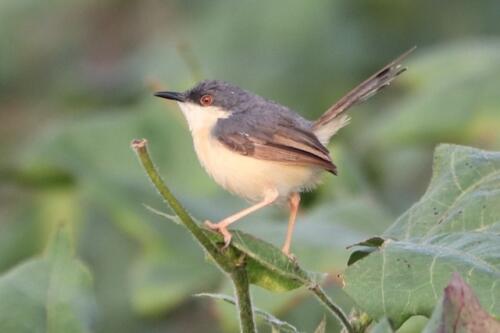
[192,127,322,202]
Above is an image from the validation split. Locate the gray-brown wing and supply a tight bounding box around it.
[215,122,337,174]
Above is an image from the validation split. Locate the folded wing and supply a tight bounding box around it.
[214,114,337,174]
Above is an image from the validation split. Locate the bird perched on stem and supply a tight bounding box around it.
[155,47,414,256]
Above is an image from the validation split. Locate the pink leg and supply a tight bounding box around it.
[281,192,300,255]
[205,189,279,248]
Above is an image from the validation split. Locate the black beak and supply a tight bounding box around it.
[154,91,186,102]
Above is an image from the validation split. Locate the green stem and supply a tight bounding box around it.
[310,284,354,333]
[231,266,256,333]
[132,139,256,333]
[131,139,232,271]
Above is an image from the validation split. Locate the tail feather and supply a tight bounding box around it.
[314,114,350,145]
[312,46,415,143]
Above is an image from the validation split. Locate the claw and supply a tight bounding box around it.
[204,220,232,249]
[281,247,297,261]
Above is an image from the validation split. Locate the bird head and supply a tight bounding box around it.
[155,80,253,132]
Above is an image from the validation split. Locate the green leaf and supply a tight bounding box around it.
[313,316,326,333]
[204,229,313,292]
[346,236,385,266]
[344,144,500,327]
[423,273,500,333]
[368,318,393,333]
[195,293,300,333]
[0,223,95,333]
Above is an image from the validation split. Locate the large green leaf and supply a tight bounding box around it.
[0,223,95,333]
[344,144,500,327]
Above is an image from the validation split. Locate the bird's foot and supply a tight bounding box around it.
[281,246,297,262]
[204,220,232,249]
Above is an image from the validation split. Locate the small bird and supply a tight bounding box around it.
[155,48,414,255]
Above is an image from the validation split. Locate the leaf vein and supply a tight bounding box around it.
[429,254,440,301]
[490,279,499,312]
[423,169,500,237]
[451,148,465,193]
[381,251,387,315]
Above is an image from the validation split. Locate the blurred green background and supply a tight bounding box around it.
[1,1,500,332]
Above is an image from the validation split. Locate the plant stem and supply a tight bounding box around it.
[231,266,256,333]
[131,139,232,271]
[309,284,354,333]
[131,139,256,333]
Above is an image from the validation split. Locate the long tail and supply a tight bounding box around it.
[313,46,415,144]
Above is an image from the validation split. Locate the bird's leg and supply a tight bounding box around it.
[204,189,279,249]
[281,192,300,256]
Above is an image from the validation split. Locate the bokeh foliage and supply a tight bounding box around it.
[1,1,500,332]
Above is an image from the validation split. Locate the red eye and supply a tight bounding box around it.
[200,94,213,106]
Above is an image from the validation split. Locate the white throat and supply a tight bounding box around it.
[177,102,229,133]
